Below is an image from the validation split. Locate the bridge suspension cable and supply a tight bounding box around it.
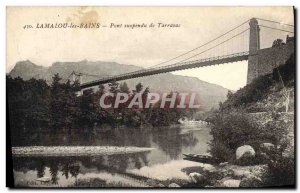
[78,17,294,89]
[255,17,294,27]
[167,28,250,65]
[153,18,293,67]
[64,71,111,83]
[79,72,110,78]
[258,25,294,34]
[146,19,251,69]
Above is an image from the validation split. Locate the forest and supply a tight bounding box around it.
[7,73,196,141]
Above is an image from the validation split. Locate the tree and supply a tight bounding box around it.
[227,90,234,100]
[50,73,68,130]
[108,80,119,95]
[7,75,50,141]
[142,87,150,100]
[79,89,99,129]
[272,39,285,47]
[120,82,130,94]
[133,82,143,93]
[63,80,81,130]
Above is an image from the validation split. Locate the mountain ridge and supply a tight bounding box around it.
[8,60,229,110]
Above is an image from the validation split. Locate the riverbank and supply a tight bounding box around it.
[178,55,295,188]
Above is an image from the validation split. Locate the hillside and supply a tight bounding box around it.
[9,60,229,111]
[200,54,295,187]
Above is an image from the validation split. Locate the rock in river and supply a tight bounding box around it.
[222,179,241,187]
[168,183,180,188]
[236,145,255,160]
[189,172,204,183]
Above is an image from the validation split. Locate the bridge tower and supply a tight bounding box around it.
[247,18,260,84]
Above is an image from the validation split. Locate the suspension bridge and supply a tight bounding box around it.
[67,18,294,90]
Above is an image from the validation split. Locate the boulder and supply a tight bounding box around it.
[260,143,275,152]
[168,183,180,188]
[36,176,51,184]
[189,172,204,183]
[232,169,252,178]
[222,179,241,187]
[202,164,217,172]
[236,145,255,160]
[157,183,165,187]
[219,162,229,167]
[239,176,263,187]
[146,179,158,187]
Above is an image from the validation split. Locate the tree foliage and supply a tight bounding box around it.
[8,74,194,145]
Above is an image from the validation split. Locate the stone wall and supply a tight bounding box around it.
[247,40,294,83]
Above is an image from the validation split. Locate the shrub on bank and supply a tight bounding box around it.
[209,110,290,164]
[261,150,295,187]
[73,178,106,187]
[220,54,294,111]
[209,111,262,161]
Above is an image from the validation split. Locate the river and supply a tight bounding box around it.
[12,124,212,187]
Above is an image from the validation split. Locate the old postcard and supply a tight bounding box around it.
[6,6,295,188]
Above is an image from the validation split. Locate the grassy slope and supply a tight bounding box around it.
[207,54,295,161]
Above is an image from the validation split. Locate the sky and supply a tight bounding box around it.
[7,7,294,90]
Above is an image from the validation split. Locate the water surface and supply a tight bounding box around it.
[12,124,212,187]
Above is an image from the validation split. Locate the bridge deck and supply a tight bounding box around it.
[80,52,249,89]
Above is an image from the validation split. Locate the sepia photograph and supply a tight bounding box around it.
[6,6,295,188]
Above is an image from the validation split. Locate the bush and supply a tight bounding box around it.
[208,139,235,162]
[209,111,261,159]
[272,53,295,84]
[263,155,295,187]
[221,75,273,110]
[73,178,106,187]
[220,54,294,111]
[208,110,289,163]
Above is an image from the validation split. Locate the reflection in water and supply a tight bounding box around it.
[130,160,210,181]
[12,125,211,187]
[152,128,199,160]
